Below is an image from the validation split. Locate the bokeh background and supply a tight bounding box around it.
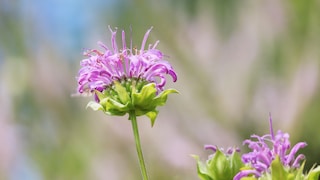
[1,0,320,179]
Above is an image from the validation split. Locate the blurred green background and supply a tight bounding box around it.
[0,0,319,179]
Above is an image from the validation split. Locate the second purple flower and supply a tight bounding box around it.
[234,116,307,179]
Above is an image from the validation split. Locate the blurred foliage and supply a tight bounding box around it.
[0,0,319,179]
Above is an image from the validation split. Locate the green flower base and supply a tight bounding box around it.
[87,80,178,126]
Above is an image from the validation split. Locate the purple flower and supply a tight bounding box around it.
[77,26,177,102]
[234,115,307,179]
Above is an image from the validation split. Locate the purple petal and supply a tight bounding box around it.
[292,154,305,168]
[285,142,307,165]
[234,169,261,180]
[204,145,217,153]
[108,26,118,53]
[140,26,153,52]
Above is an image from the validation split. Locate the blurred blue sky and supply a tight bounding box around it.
[12,0,119,58]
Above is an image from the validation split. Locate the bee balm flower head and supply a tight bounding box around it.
[234,115,307,179]
[76,26,178,126]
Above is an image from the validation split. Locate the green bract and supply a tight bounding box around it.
[86,81,178,126]
[193,148,244,180]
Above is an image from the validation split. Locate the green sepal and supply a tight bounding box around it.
[154,88,179,105]
[306,164,320,180]
[230,150,245,176]
[294,161,305,180]
[94,90,106,102]
[86,101,104,111]
[271,156,289,179]
[132,83,157,110]
[87,82,178,126]
[209,150,227,179]
[192,148,244,180]
[191,155,213,180]
[132,83,178,125]
[145,110,158,127]
[102,97,129,116]
[114,81,131,105]
[86,98,126,116]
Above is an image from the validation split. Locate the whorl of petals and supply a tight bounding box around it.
[77,26,177,101]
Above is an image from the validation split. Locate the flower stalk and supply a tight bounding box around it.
[129,111,149,180]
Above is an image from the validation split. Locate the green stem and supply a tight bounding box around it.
[129,111,149,180]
